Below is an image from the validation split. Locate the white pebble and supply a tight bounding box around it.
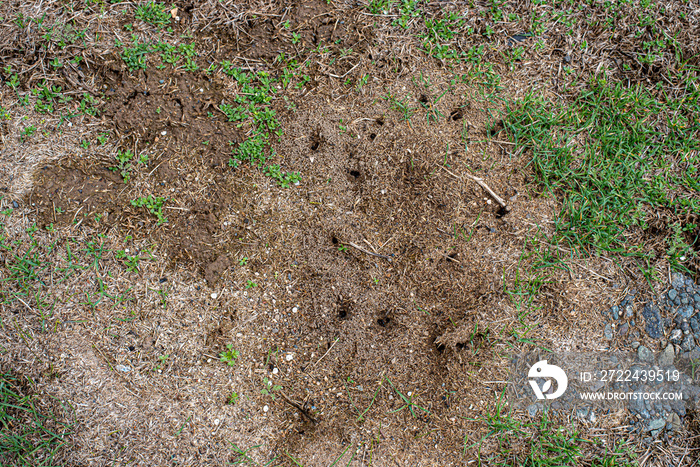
[263,405,269,412]
[211,293,218,299]
[285,353,293,361]
[272,367,279,374]
[214,419,220,425]
[161,130,167,136]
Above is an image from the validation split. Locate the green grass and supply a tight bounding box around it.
[471,396,637,466]
[0,372,72,466]
[135,1,172,29]
[505,77,700,275]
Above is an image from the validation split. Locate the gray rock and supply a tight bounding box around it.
[638,345,654,363]
[604,324,613,340]
[618,323,629,336]
[671,273,685,290]
[612,308,620,320]
[625,305,634,318]
[631,341,641,350]
[647,418,665,433]
[642,304,664,339]
[527,404,538,417]
[683,334,696,352]
[576,407,589,419]
[659,345,675,366]
[115,364,131,372]
[680,305,694,319]
[12,201,18,208]
[669,289,678,301]
[694,294,700,304]
[691,318,700,333]
[670,413,681,431]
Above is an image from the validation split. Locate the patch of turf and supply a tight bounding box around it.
[505,76,700,274]
[0,372,72,466]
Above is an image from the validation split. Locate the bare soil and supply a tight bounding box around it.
[1,0,697,466]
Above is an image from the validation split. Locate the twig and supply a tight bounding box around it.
[347,242,393,260]
[279,391,318,424]
[307,337,339,370]
[441,166,508,209]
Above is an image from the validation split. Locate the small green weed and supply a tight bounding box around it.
[219,344,239,367]
[130,195,167,225]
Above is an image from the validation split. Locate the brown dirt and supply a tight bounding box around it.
[1,0,696,466]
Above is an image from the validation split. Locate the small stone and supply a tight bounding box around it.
[671,413,681,431]
[285,353,293,361]
[214,419,220,425]
[612,308,619,320]
[694,294,700,304]
[161,130,167,136]
[642,304,663,339]
[115,364,131,372]
[682,321,691,334]
[631,341,641,350]
[12,201,18,208]
[272,367,279,374]
[647,418,666,434]
[210,293,218,299]
[527,404,538,417]
[691,318,700,333]
[659,344,675,366]
[671,273,685,290]
[625,305,634,318]
[159,79,164,84]
[263,405,269,412]
[604,324,613,340]
[638,345,654,363]
[682,334,696,352]
[679,305,694,319]
[576,408,589,419]
[668,289,678,301]
[618,323,629,336]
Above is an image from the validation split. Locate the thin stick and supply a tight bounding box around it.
[441,166,508,209]
[308,337,339,370]
[347,242,392,260]
[279,391,318,424]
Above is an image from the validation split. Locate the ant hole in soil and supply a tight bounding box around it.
[495,206,509,219]
[369,133,376,141]
[331,236,338,245]
[349,170,360,178]
[377,317,391,327]
[419,94,429,104]
[450,108,463,121]
[375,117,384,126]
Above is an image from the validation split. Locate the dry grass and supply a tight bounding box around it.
[0,0,698,466]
